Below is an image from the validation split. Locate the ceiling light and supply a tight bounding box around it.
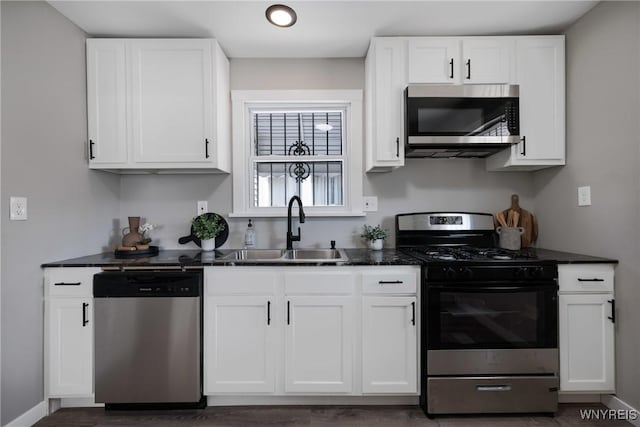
[266,4,297,28]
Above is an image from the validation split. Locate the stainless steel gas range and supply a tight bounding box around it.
[396,212,559,416]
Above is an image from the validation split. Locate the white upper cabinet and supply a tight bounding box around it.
[86,40,128,165]
[461,38,514,84]
[407,38,512,84]
[486,36,565,171]
[86,39,230,173]
[408,38,460,84]
[365,38,406,172]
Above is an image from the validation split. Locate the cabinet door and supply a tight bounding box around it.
[285,296,353,393]
[367,38,405,170]
[559,294,615,392]
[204,296,276,393]
[362,297,417,394]
[86,40,128,165]
[47,298,93,397]
[515,37,565,162]
[408,38,459,84]
[130,39,214,163]
[462,38,513,84]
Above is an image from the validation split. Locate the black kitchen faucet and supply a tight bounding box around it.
[286,196,305,250]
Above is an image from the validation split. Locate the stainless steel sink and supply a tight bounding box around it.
[221,249,286,261]
[282,249,346,261]
[220,248,348,263]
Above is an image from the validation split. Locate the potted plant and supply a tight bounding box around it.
[192,214,226,252]
[135,222,157,250]
[361,224,388,250]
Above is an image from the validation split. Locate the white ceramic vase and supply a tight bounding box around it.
[368,239,384,250]
[201,238,215,252]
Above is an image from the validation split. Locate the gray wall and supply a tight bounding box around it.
[534,2,640,409]
[121,58,535,250]
[0,2,120,424]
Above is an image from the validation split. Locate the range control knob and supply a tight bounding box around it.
[459,267,473,280]
[529,267,544,278]
[514,267,527,278]
[445,267,457,280]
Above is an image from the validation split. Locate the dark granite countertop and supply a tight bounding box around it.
[41,248,422,268]
[41,247,616,268]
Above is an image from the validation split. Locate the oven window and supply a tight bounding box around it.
[428,287,557,350]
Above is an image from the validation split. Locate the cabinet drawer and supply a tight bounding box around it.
[284,270,354,295]
[205,267,277,295]
[362,269,418,294]
[45,268,99,297]
[558,264,614,293]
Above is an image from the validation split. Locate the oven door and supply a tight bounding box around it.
[405,85,520,146]
[427,282,558,375]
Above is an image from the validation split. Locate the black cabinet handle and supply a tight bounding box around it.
[466,59,471,79]
[379,280,403,285]
[82,303,89,327]
[449,58,454,79]
[520,136,526,156]
[54,282,81,286]
[205,138,210,159]
[577,278,605,282]
[287,301,290,325]
[608,299,615,323]
[267,300,271,325]
[395,137,400,158]
[89,140,95,160]
[411,301,416,326]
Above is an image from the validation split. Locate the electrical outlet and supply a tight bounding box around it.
[10,197,28,220]
[197,201,208,215]
[363,196,378,212]
[578,186,591,206]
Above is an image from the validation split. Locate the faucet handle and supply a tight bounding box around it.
[330,240,336,249]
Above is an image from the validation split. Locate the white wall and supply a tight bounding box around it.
[120,58,535,250]
[534,1,640,410]
[0,2,120,424]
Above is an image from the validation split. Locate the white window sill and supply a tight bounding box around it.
[229,211,366,218]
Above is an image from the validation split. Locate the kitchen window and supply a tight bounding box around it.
[231,90,364,217]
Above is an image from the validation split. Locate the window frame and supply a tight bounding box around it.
[230,90,364,217]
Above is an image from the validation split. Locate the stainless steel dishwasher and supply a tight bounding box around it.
[93,270,204,409]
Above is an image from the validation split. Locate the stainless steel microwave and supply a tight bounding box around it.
[405,84,520,158]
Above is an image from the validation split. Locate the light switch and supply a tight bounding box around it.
[363,196,378,212]
[10,197,28,220]
[578,186,591,206]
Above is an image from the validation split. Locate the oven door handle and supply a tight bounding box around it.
[428,284,557,292]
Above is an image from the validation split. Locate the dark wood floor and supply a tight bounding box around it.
[34,404,632,427]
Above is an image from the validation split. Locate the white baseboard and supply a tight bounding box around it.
[207,395,419,406]
[6,401,47,427]
[559,393,603,403]
[601,395,640,427]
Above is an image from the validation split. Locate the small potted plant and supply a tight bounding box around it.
[135,222,157,250]
[192,214,226,252]
[361,224,388,251]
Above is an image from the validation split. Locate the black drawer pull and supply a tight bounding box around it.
[205,138,210,159]
[520,136,526,156]
[89,140,95,160]
[267,300,271,325]
[608,299,615,323]
[82,303,89,327]
[54,282,81,286]
[577,278,605,282]
[411,301,415,326]
[379,280,403,285]
[466,59,471,79]
[449,58,454,79]
[395,137,400,158]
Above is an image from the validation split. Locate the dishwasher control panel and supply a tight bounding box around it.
[94,271,202,298]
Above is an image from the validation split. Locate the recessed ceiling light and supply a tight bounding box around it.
[266,4,297,28]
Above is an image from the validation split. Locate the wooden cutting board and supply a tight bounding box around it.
[500,194,538,248]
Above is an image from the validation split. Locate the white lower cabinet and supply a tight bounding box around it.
[204,296,277,393]
[44,267,99,398]
[362,296,417,394]
[203,265,420,397]
[558,264,615,393]
[285,296,353,393]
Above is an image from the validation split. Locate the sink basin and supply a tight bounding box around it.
[283,249,345,261]
[221,248,348,263]
[221,249,286,261]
